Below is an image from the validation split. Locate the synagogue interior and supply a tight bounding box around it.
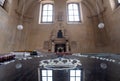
[0,0,120,81]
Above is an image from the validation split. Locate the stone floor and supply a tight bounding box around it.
[0,53,120,81]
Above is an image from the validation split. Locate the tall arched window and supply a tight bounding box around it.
[41,4,53,23]
[67,3,81,22]
[0,0,5,6]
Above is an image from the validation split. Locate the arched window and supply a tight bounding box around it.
[67,3,81,22]
[41,4,53,23]
[0,0,5,6]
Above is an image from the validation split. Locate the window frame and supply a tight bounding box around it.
[67,3,81,24]
[40,3,54,24]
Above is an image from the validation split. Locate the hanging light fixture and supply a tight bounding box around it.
[96,0,105,29]
[17,24,23,30]
[98,22,105,29]
[17,0,25,31]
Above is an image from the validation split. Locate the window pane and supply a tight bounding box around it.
[47,16,52,22]
[48,77,52,81]
[42,77,47,81]
[42,70,47,76]
[73,4,78,10]
[76,77,81,81]
[70,70,82,81]
[43,5,48,10]
[69,16,74,21]
[42,16,47,22]
[48,11,52,16]
[68,4,73,10]
[68,10,74,15]
[70,70,75,76]
[74,16,80,21]
[74,10,79,15]
[48,4,53,10]
[76,70,81,76]
[43,11,48,16]
[70,77,75,81]
[48,70,52,76]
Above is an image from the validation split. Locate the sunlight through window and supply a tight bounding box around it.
[67,3,80,22]
[41,4,53,23]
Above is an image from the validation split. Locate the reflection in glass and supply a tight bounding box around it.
[42,70,53,81]
[70,70,81,81]
[42,77,47,81]
[70,70,75,76]
[48,77,52,81]
[76,77,81,81]
[42,70,47,76]
[76,70,81,76]
[48,70,52,76]
[70,77,75,81]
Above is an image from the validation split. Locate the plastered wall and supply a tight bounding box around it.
[0,0,120,53]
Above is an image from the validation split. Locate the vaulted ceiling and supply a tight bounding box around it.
[16,0,105,18]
